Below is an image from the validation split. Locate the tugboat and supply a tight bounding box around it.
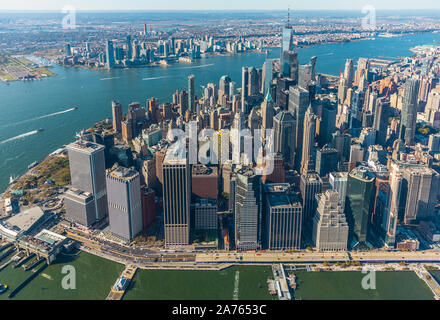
[0,284,8,294]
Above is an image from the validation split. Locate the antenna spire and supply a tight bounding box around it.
[287,6,291,27]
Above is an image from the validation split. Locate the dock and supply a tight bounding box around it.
[268,264,294,300]
[0,247,15,262]
[106,265,137,300]
[413,265,440,300]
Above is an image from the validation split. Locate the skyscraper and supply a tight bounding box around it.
[399,78,420,145]
[106,166,143,242]
[126,35,132,60]
[373,101,391,146]
[188,74,195,113]
[282,51,299,82]
[345,166,376,246]
[248,67,259,97]
[300,105,317,176]
[64,140,108,226]
[235,167,262,250]
[64,43,72,56]
[402,167,440,224]
[105,40,115,69]
[264,184,302,250]
[318,100,337,147]
[281,11,294,69]
[262,59,273,95]
[112,101,122,133]
[343,59,354,87]
[273,111,296,168]
[310,56,317,80]
[261,91,274,137]
[329,172,348,209]
[219,75,231,102]
[300,173,323,232]
[241,67,249,113]
[312,190,348,251]
[162,156,191,246]
[288,86,309,169]
[316,147,338,177]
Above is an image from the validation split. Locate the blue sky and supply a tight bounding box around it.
[1,0,440,11]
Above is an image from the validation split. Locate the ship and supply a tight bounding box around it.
[73,106,78,110]
[0,284,8,294]
[36,128,44,132]
[27,161,40,170]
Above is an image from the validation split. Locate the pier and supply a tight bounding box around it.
[413,265,440,300]
[0,247,15,261]
[268,264,295,300]
[106,265,137,300]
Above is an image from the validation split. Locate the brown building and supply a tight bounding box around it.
[112,101,122,133]
[148,97,158,122]
[121,120,133,141]
[154,149,166,194]
[262,154,285,184]
[192,164,218,199]
[141,186,156,229]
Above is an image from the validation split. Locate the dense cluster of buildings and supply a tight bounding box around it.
[62,31,259,69]
[61,21,440,253]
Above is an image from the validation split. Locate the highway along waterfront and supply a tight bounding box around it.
[2,32,440,191]
[1,245,438,300]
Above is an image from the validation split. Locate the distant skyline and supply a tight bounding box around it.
[1,0,440,11]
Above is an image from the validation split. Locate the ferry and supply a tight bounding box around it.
[27,161,40,170]
[0,284,8,294]
[112,276,129,291]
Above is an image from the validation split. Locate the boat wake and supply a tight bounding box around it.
[175,63,215,70]
[100,76,121,81]
[1,107,76,128]
[0,130,39,145]
[142,76,170,81]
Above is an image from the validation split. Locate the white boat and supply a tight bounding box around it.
[9,175,16,185]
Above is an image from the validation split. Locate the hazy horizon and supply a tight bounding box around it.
[1,0,440,11]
